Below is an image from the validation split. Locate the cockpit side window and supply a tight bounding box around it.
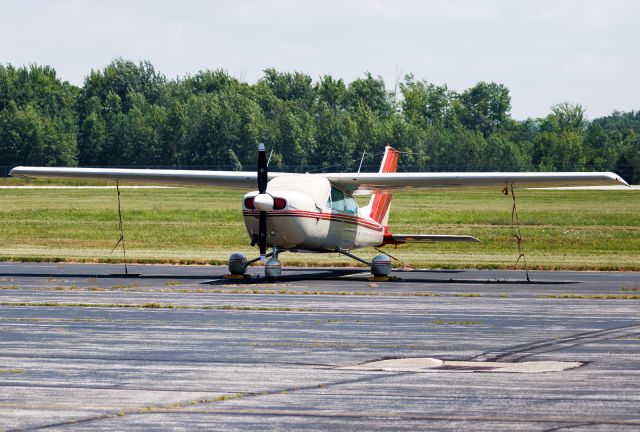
[329,186,345,211]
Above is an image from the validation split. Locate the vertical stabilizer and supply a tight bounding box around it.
[368,145,399,226]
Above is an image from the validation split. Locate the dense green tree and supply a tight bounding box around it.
[400,75,452,126]
[533,103,588,171]
[456,82,511,137]
[480,134,531,171]
[317,75,347,109]
[186,69,243,96]
[81,59,165,111]
[551,102,586,132]
[314,102,356,170]
[261,69,315,108]
[0,103,76,166]
[584,122,617,170]
[615,131,640,184]
[0,65,78,166]
[345,73,394,118]
[78,111,106,165]
[158,99,188,167]
[386,116,429,171]
[0,60,637,183]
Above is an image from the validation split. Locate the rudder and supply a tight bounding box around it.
[368,145,398,226]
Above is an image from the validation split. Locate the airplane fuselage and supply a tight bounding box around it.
[242,175,384,252]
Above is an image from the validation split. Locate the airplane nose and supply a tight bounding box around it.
[253,193,274,211]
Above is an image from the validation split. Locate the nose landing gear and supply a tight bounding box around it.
[225,247,282,282]
[265,247,281,282]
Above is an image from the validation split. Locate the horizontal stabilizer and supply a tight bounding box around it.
[384,234,480,245]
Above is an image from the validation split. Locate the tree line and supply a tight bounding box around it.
[1,59,638,183]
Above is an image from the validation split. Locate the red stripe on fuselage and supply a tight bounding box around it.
[242,209,384,232]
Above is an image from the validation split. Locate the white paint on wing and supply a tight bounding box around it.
[0,186,177,189]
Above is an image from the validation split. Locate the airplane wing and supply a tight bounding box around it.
[10,167,628,192]
[323,172,628,193]
[9,166,291,188]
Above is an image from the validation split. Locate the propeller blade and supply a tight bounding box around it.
[257,143,268,260]
[258,142,267,194]
[259,211,267,259]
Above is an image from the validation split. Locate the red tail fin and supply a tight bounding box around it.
[368,146,398,225]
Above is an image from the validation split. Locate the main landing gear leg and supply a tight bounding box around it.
[336,248,395,281]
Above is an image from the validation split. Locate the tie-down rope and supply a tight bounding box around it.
[109,179,128,275]
[503,183,530,282]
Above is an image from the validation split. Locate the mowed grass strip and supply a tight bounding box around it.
[1,183,638,270]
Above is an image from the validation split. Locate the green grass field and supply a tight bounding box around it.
[1,178,638,270]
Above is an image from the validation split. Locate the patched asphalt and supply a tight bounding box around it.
[1,262,639,431]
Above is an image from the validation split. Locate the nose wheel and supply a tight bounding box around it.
[264,247,281,282]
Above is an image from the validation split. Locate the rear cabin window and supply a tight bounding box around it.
[345,196,357,214]
[327,186,357,214]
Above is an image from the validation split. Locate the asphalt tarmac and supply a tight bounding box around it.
[1,262,639,431]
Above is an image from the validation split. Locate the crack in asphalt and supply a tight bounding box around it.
[6,371,413,431]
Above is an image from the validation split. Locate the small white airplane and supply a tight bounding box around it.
[10,145,628,281]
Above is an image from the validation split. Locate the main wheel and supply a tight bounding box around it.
[371,254,392,276]
[228,252,247,275]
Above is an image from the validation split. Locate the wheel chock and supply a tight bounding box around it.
[368,275,400,282]
[223,273,251,279]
